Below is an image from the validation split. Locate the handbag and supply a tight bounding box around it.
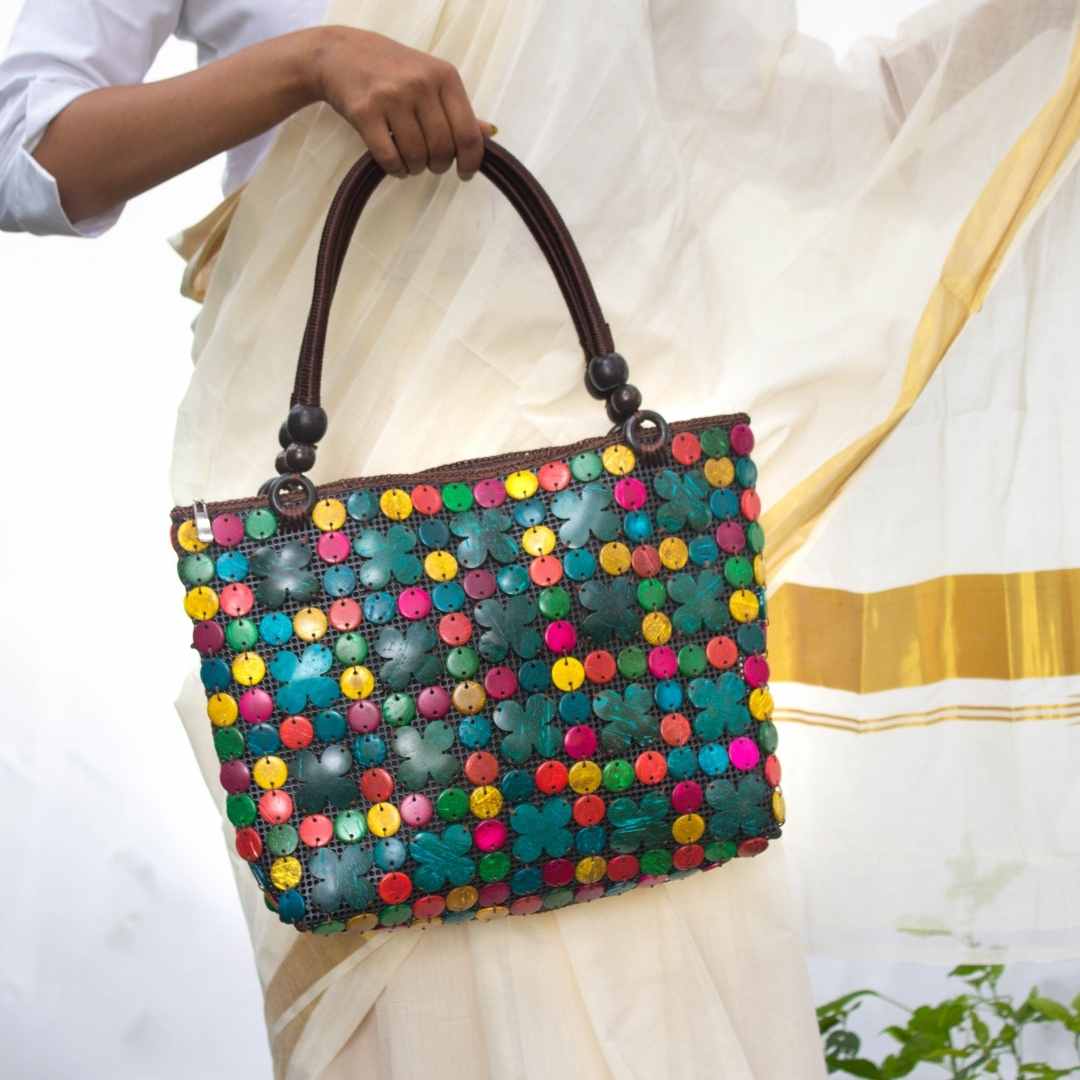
[169,137,784,936]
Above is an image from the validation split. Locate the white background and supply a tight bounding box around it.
[1,1,1075,1077]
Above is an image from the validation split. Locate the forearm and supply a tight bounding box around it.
[32,26,330,225]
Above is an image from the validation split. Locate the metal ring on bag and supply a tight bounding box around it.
[267,473,317,520]
[623,409,670,455]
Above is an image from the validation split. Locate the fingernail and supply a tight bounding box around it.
[489,123,499,136]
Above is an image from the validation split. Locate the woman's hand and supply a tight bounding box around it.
[312,26,495,181]
[32,25,494,226]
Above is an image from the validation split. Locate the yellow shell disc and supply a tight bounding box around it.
[521,525,557,557]
[207,693,238,727]
[184,586,219,621]
[703,457,735,488]
[749,687,774,720]
[672,813,705,844]
[367,802,401,837]
[293,606,329,641]
[551,656,586,692]
[379,488,413,521]
[424,550,458,581]
[568,760,602,794]
[177,519,209,553]
[311,498,346,531]
[641,611,672,645]
[253,755,288,790]
[658,537,689,570]
[505,470,539,500]
[729,588,760,623]
[231,651,266,686]
[469,785,504,819]
[340,665,375,699]
[601,443,636,475]
[270,856,302,891]
[575,856,607,884]
[598,541,632,575]
[446,885,478,912]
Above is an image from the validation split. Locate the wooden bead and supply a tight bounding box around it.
[585,352,629,399]
[286,404,328,444]
[284,442,317,472]
[605,383,642,422]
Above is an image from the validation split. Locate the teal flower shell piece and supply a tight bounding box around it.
[608,791,670,852]
[550,482,620,548]
[309,845,373,912]
[593,684,658,751]
[510,797,573,861]
[393,721,459,790]
[653,468,711,532]
[667,570,730,635]
[473,595,541,662]
[250,540,318,608]
[410,825,474,891]
[295,744,356,814]
[354,525,421,588]
[688,672,751,739]
[578,578,639,643]
[705,775,770,838]
[450,509,517,567]
[269,644,338,714]
[493,693,559,763]
[375,623,441,690]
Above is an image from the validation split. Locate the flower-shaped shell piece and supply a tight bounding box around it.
[593,684,658,751]
[250,541,318,609]
[550,482,620,549]
[375,624,441,691]
[393,721,460,790]
[493,694,559,764]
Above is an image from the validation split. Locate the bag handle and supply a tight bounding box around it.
[264,136,669,516]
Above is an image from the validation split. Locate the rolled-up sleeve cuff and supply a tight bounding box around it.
[0,76,126,237]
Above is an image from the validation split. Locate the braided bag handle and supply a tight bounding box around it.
[265,136,667,517]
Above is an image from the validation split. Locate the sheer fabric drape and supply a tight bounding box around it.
[167,1,1080,1075]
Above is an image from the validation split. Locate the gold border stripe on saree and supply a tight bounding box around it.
[767,568,1080,693]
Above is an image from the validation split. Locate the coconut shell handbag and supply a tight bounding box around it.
[168,137,785,936]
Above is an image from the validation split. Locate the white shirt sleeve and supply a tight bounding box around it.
[0,0,182,237]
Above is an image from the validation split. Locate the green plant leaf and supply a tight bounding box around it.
[879,1051,919,1078]
[972,1014,991,1045]
[818,990,882,1014]
[833,1059,882,1079]
[1029,995,1073,1025]
[824,1028,861,1059]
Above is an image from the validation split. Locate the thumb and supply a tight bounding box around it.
[479,119,499,137]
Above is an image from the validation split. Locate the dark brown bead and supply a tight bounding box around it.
[275,450,290,475]
[278,421,292,450]
[585,352,629,400]
[284,442,317,472]
[605,383,642,423]
[286,403,328,444]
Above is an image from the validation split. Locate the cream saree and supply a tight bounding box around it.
[168,1,1080,1076]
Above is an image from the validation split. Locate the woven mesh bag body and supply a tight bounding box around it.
[168,139,784,935]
